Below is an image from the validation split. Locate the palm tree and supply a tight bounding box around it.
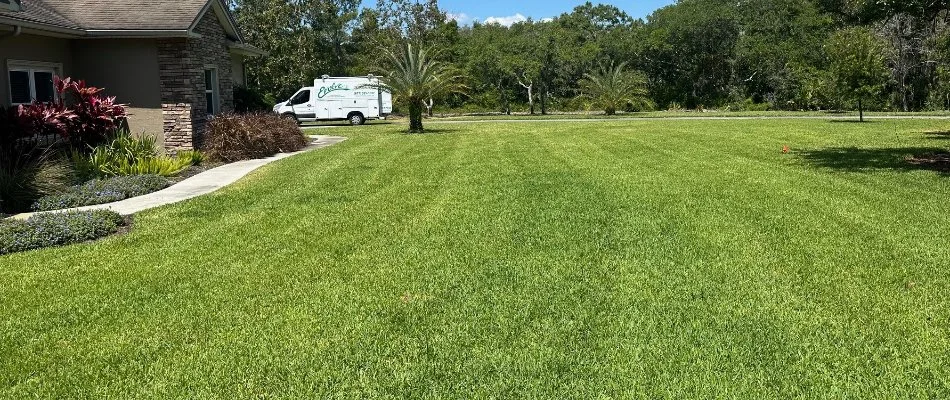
[366,44,465,133]
[579,62,652,116]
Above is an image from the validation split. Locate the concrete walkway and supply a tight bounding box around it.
[13,135,347,220]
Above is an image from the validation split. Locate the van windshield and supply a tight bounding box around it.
[290,90,310,105]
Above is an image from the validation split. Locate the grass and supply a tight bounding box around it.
[303,110,950,128]
[427,109,950,120]
[3,119,950,397]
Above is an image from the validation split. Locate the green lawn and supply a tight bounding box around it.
[427,110,950,120]
[3,119,950,398]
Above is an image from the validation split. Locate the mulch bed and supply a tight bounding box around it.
[168,162,225,184]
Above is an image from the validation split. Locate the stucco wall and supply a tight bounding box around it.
[72,39,163,137]
[125,107,164,143]
[0,33,73,106]
[0,34,162,139]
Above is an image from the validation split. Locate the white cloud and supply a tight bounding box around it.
[483,13,527,27]
[446,12,471,24]
[540,17,554,23]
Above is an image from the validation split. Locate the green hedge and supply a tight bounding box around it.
[1,210,125,255]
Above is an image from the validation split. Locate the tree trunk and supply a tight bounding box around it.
[408,100,424,133]
[518,77,534,115]
[528,85,534,115]
[500,79,510,115]
[858,98,864,122]
[540,88,547,115]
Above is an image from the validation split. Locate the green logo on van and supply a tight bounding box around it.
[318,83,349,98]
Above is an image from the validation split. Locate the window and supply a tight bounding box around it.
[290,90,310,106]
[0,0,22,12]
[34,72,55,103]
[204,68,219,115]
[7,61,60,105]
[9,71,30,104]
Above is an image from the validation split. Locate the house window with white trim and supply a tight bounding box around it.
[204,68,220,115]
[7,61,60,105]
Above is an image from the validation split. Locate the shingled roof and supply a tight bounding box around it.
[0,0,241,38]
[0,0,80,30]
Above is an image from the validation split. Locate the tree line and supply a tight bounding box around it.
[229,0,950,114]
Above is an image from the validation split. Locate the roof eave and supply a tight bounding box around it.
[229,42,267,57]
[190,0,243,43]
[83,29,197,38]
[0,16,83,37]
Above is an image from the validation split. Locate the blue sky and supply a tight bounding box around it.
[362,1,677,26]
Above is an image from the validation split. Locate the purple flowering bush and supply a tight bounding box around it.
[0,210,125,255]
[32,175,169,212]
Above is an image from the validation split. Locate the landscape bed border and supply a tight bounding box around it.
[6,135,347,220]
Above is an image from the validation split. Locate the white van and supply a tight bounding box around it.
[273,76,393,125]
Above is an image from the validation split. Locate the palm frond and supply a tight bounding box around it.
[358,44,467,132]
[579,62,652,115]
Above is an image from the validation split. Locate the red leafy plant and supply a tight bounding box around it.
[1,77,127,213]
[55,77,128,148]
[2,77,127,150]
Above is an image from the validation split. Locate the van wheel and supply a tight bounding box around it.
[348,113,365,126]
[281,113,299,125]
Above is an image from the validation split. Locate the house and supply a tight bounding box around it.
[0,0,265,151]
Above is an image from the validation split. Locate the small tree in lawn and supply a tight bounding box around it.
[826,27,889,122]
[367,44,464,133]
[579,62,652,116]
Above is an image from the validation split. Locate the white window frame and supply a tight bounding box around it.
[204,68,220,115]
[7,60,62,106]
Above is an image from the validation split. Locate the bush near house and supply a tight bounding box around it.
[0,107,73,214]
[32,175,171,212]
[71,129,201,180]
[0,143,72,215]
[204,112,309,162]
[0,77,128,214]
[0,210,125,255]
[234,85,274,113]
[4,77,128,149]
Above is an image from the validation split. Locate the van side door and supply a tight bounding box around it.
[288,89,316,121]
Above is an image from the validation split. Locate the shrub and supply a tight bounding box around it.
[108,156,194,177]
[234,85,273,113]
[1,78,127,150]
[726,98,774,112]
[578,62,652,116]
[0,139,73,214]
[0,76,127,214]
[178,150,205,166]
[32,174,170,211]
[204,112,309,162]
[56,77,129,149]
[72,129,200,179]
[0,210,125,255]
[3,102,75,140]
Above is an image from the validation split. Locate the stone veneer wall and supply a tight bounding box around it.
[158,11,235,152]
